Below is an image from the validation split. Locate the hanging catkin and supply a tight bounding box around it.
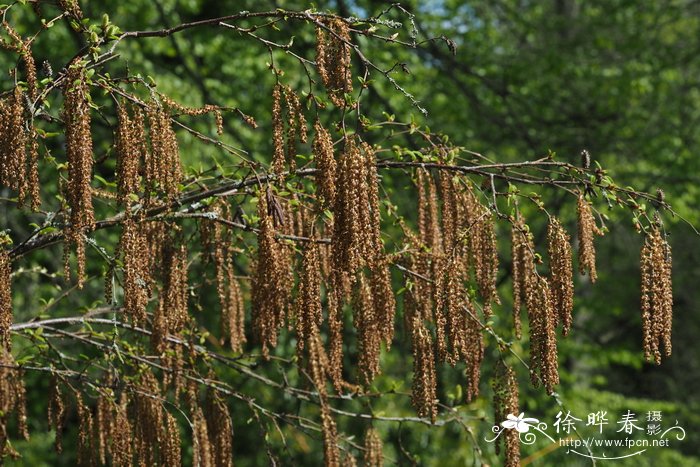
[252,190,293,358]
[0,349,28,459]
[473,208,500,318]
[76,393,95,466]
[547,218,574,336]
[110,394,133,467]
[313,119,337,208]
[115,104,146,207]
[577,195,602,282]
[640,226,673,364]
[363,427,383,467]
[0,87,39,209]
[492,360,520,467]
[145,105,182,201]
[152,243,189,353]
[526,275,559,394]
[47,375,66,454]
[206,390,234,467]
[133,370,165,466]
[511,218,535,340]
[316,19,353,107]
[296,241,323,357]
[120,217,151,324]
[409,316,437,421]
[62,63,94,288]
[0,250,11,349]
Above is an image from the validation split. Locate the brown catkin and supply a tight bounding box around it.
[96,388,112,465]
[511,218,535,340]
[0,250,11,349]
[62,63,94,288]
[316,19,353,107]
[76,394,95,467]
[0,349,28,459]
[577,196,602,282]
[133,370,164,466]
[0,87,40,208]
[110,394,133,467]
[410,316,437,421]
[1,22,37,100]
[492,360,520,467]
[120,217,151,324]
[525,275,559,394]
[115,104,145,207]
[354,275,381,385]
[152,243,189,353]
[640,226,673,364]
[252,190,293,358]
[193,406,213,467]
[313,119,337,208]
[206,390,234,467]
[547,218,574,336]
[145,105,182,201]
[163,411,182,467]
[271,83,285,175]
[47,375,66,453]
[363,427,383,467]
[296,241,323,357]
[474,209,500,318]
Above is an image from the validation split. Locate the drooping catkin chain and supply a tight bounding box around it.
[492,360,520,467]
[271,84,308,175]
[363,427,383,467]
[0,349,28,459]
[332,138,387,279]
[163,411,182,467]
[354,275,382,385]
[76,392,95,467]
[525,275,559,395]
[313,119,337,209]
[252,190,293,358]
[473,206,500,318]
[133,370,166,466]
[296,241,323,357]
[640,226,673,364]
[193,406,214,467]
[1,21,38,100]
[152,243,189,353]
[0,87,39,209]
[577,195,603,282]
[62,63,95,288]
[115,104,146,207]
[206,390,234,467]
[0,250,11,349]
[308,331,341,467]
[146,105,183,200]
[111,394,133,467]
[47,375,66,454]
[511,217,535,340]
[119,217,151,324]
[315,18,353,107]
[547,217,574,336]
[409,316,438,421]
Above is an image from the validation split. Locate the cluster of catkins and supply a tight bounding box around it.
[492,360,520,467]
[0,86,40,210]
[316,18,353,107]
[640,225,673,364]
[402,167,497,413]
